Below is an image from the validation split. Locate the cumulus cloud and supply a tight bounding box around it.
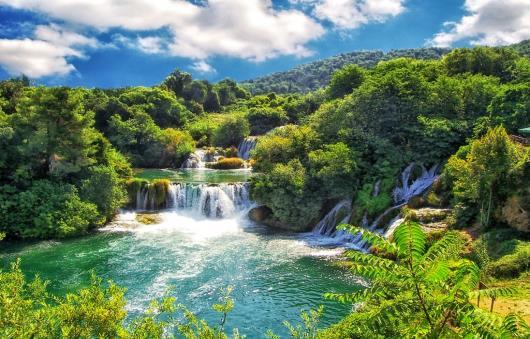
[1,0,325,62]
[313,0,406,29]
[430,0,530,47]
[0,38,80,77]
[0,24,99,78]
[191,60,216,74]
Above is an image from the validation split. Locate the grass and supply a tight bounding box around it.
[471,274,530,323]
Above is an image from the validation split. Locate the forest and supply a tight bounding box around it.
[1,44,530,337]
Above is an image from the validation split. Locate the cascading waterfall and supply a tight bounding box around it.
[181,150,208,169]
[238,137,257,160]
[135,182,251,218]
[311,163,439,246]
[393,164,439,204]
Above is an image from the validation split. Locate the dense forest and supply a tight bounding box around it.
[1,44,530,337]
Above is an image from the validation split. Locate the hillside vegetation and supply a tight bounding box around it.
[1,43,529,337]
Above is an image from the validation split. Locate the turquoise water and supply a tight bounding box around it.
[1,211,361,337]
[134,168,253,184]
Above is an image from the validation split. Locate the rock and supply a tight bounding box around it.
[248,205,272,222]
[407,196,426,209]
[501,195,529,232]
[406,208,452,223]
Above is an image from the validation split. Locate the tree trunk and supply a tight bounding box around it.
[490,297,496,312]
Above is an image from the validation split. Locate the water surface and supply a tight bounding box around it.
[1,211,361,337]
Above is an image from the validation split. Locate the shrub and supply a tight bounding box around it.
[80,166,127,222]
[207,158,244,170]
[213,114,250,147]
[0,180,103,239]
[247,107,288,135]
[490,242,530,278]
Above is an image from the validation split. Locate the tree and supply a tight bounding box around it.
[203,90,221,112]
[162,69,192,97]
[247,106,288,135]
[444,126,526,227]
[327,64,365,99]
[213,114,250,147]
[10,87,100,181]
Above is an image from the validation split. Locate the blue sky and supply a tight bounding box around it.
[0,0,528,88]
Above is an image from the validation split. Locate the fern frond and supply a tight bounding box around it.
[339,224,399,255]
[424,260,451,284]
[393,221,426,264]
[453,260,481,289]
[500,313,530,337]
[469,286,518,300]
[422,231,465,264]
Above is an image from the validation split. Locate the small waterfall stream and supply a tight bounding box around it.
[134,182,251,218]
[238,137,257,160]
[311,163,439,248]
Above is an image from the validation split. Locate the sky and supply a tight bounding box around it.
[0,0,529,88]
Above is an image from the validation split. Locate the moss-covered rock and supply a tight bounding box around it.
[136,213,163,225]
[207,157,245,170]
[501,195,529,232]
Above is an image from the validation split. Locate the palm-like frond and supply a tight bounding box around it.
[469,286,518,300]
[500,313,530,337]
[422,231,464,264]
[339,224,399,255]
[393,221,426,264]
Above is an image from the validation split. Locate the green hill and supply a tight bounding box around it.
[242,47,450,94]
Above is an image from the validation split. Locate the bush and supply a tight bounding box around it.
[161,128,195,167]
[247,107,288,135]
[490,242,530,278]
[213,114,250,147]
[80,166,127,222]
[207,158,244,170]
[0,180,103,239]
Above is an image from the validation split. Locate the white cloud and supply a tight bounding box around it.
[314,0,405,29]
[0,24,101,78]
[1,0,325,62]
[137,36,166,54]
[430,0,530,47]
[34,24,99,48]
[0,38,80,77]
[191,60,216,74]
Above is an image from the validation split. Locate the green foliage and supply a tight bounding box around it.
[308,142,358,198]
[444,126,528,227]
[0,180,103,239]
[80,165,127,222]
[251,159,322,230]
[207,158,245,170]
[243,47,449,94]
[0,261,244,338]
[443,47,520,82]
[213,114,250,147]
[323,222,528,337]
[247,106,288,135]
[327,64,365,99]
[118,87,191,128]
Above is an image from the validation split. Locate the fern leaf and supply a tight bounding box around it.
[339,224,399,255]
[393,221,426,264]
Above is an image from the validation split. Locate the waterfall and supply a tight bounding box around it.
[237,137,257,160]
[311,163,439,248]
[393,164,439,204]
[181,150,208,169]
[135,182,251,218]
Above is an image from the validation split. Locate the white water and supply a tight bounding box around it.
[393,164,439,204]
[134,182,250,218]
[237,137,257,160]
[311,163,439,246]
[181,149,209,169]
